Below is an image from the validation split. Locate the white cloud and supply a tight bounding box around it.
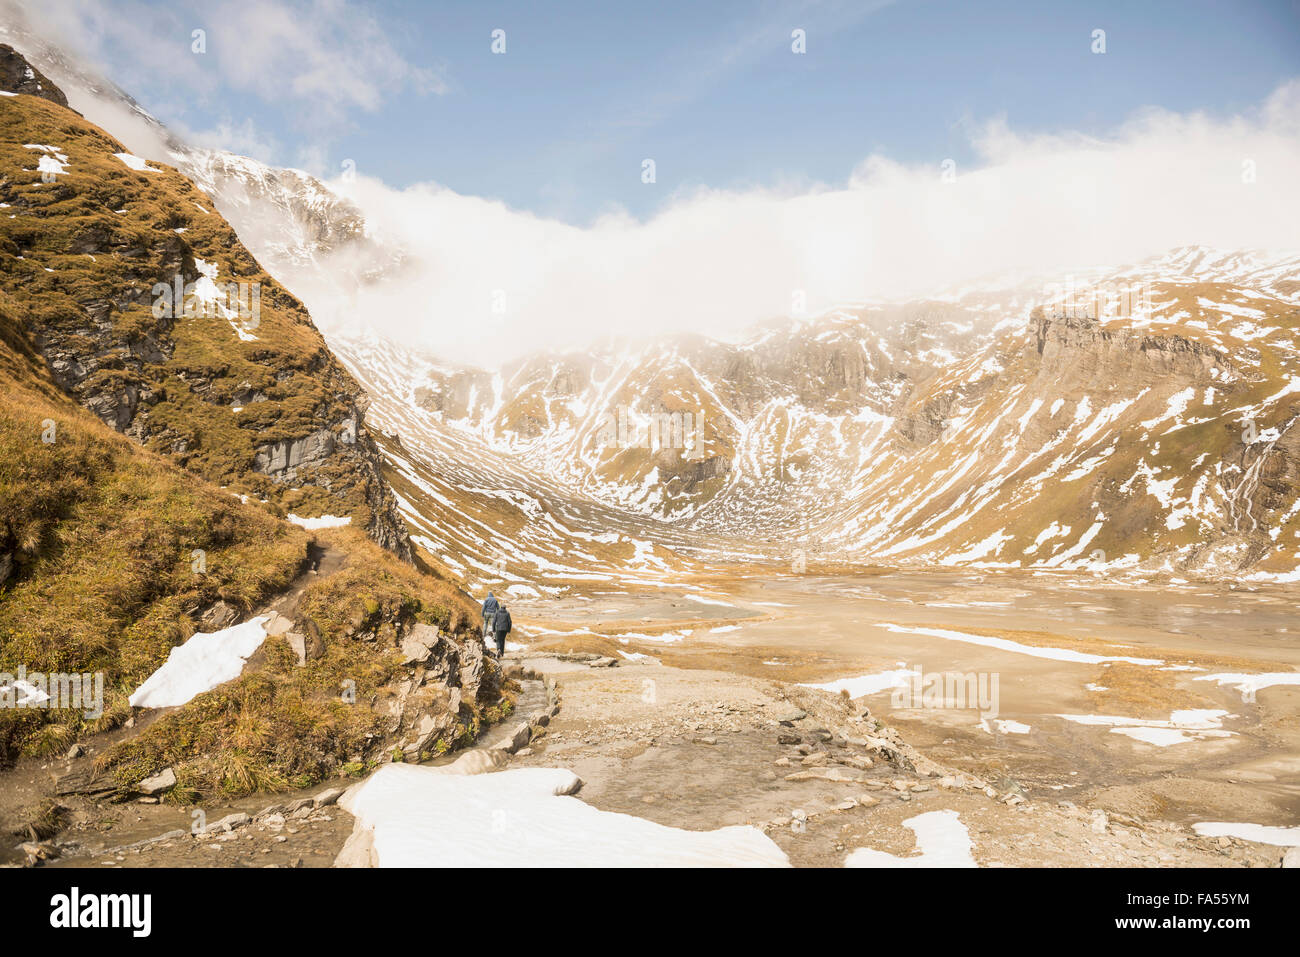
[298,79,1300,366]
[4,0,444,127]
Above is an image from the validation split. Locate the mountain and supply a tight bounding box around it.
[0,48,506,803]
[0,9,402,311]
[0,45,409,556]
[6,12,1295,591]
[333,247,1300,592]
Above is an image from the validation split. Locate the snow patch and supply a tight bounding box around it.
[341,764,790,866]
[844,810,977,868]
[129,617,270,709]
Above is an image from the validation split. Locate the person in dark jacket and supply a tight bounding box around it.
[492,604,512,658]
[481,592,499,641]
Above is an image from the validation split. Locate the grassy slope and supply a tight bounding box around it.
[0,89,497,800]
[0,289,308,764]
[0,92,390,529]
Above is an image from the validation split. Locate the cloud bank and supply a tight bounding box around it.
[302,80,1300,366]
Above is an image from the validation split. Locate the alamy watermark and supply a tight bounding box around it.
[0,667,104,719]
[152,273,261,334]
[597,406,706,459]
[1041,277,1151,321]
[890,665,1000,721]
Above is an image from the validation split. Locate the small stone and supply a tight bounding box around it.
[20,842,58,865]
[213,812,251,832]
[784,766,869,784]
[313,788,344,808]
[138,768,176,795]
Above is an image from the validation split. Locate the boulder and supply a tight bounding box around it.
[314,787,345,808]
[400,634,433,665]
[199,600,240,631]
[20,842,58,865]
[138,767,177,795]
[264,613,293,638]
[491,723,532,754]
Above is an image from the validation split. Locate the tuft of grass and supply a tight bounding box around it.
[11,799,66,841]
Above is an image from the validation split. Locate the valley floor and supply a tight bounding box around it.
[21,637,1293,867]
[8,566,1298,868]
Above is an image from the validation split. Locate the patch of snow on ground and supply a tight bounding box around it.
[342,764,790,866]
[1056,709,1234,747]
[1192,822,1300,847]
[286,513,351,529]
[979,718,1030,734]
[129,617,269,708]
[799,668,919,698]
[113,151,158,173]
[880,623,1163,666]
[1194,671,1300,700]
[844,810,977,868]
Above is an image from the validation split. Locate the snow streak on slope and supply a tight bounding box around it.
[336,248,1300,583]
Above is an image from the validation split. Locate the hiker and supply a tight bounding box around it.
[492,603,512,658]
[481,591,499,641]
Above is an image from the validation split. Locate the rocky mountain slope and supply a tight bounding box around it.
[0,10,402,316]
[0,49,507,814]
[0,48,410,556]
[334,247,1300,588]
[6,15,1294,586]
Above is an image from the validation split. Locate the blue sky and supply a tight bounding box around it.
[32,0,1300,224]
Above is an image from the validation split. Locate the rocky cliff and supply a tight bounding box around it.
[0,55,412,559]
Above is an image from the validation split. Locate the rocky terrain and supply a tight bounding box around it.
[18,652,1289,868]
[326,246,1300,602]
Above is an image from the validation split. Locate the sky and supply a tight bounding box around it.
[15,0,1300,224]
[6,0,1300,363]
